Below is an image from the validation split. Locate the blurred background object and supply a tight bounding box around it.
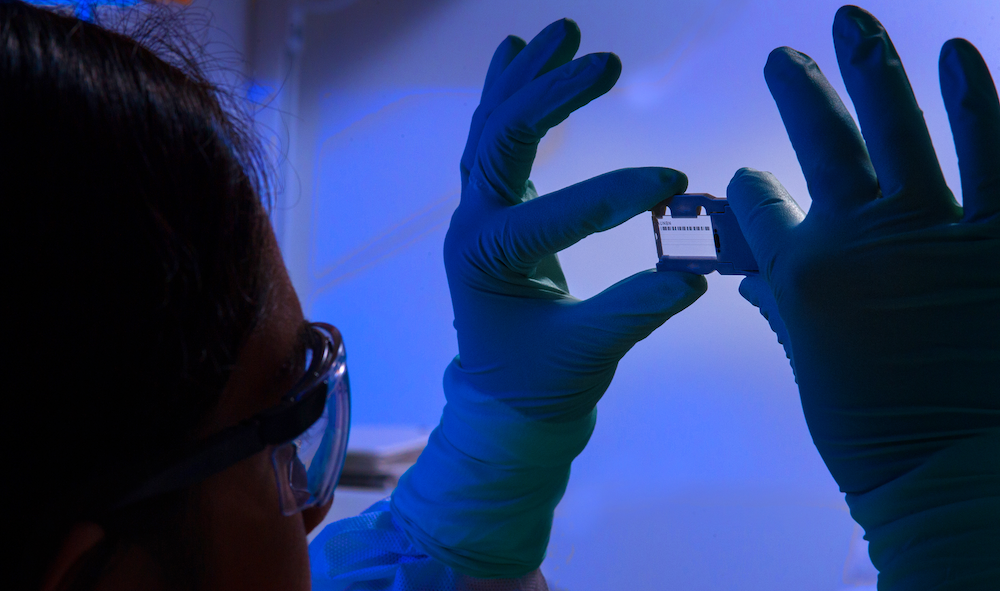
[338,425,429,489]
[33,0,997,588]
[27,0,191,23]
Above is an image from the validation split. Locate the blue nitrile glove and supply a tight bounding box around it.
[390,18,707,579]
[727,6,999,589]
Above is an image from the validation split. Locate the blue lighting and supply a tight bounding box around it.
[26,0,143,22]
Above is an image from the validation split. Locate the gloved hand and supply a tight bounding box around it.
[391,18,706,579]
[728,5,999,588]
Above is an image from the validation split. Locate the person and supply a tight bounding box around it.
[5,3,995,591]
[5,2,337,589]
[5,3,700,590]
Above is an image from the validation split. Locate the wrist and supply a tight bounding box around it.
[388,357,597,578]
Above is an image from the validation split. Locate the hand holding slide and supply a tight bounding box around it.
[391,18,706,579]
[728,6,999,587]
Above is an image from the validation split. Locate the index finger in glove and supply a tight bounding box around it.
[501,167,687,271]
[471,52,622,204]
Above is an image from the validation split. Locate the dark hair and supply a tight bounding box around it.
[1,1,276,588]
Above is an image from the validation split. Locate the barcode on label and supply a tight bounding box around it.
[657,215,716,258]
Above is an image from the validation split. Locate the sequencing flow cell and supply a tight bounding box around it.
[652,193,759,275]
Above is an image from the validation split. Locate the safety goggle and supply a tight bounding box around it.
[110,322,351,516]
[271,322,351,515]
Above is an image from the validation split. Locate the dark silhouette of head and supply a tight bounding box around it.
[2,1,275,587]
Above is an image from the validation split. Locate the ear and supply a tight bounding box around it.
[40,523,106,591]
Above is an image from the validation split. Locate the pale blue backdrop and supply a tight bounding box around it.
[249,0,998,588]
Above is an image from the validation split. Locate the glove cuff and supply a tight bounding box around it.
[390,357,597,578]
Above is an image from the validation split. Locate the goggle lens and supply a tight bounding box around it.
[271,324,351,516]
